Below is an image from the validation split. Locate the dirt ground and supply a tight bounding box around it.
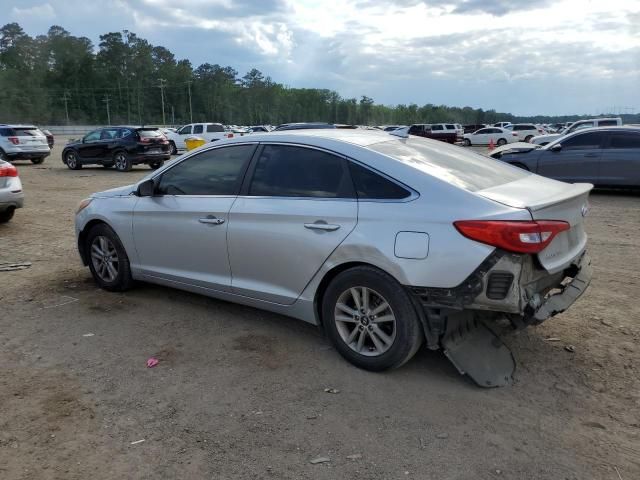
[0,139,638,480]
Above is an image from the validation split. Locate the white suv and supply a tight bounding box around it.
[0,125,51,164]
[510,124,544,142]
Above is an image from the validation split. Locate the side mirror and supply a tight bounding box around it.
[136,179,156,197]
[550,143,562,152]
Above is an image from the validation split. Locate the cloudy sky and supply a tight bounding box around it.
[7,0,640,116]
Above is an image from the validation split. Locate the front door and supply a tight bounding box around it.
[132,144,257,291]
[176,125,193,150]
[536,131,605,183]
[77,130,103,160]
[228,144,358,305]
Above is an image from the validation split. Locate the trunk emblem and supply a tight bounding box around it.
[581,204,590,217]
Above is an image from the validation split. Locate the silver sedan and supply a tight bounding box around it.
[0,160,24,223]
[75,130,592,385]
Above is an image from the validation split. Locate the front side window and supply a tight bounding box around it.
[608,132,640,149]
[348,162,410,200]
[561,132,605,150]
[193,125,204,134]
[178,125,192,135]
[249,145,353,198]
[157,144,256,196]
[84,131,101,142]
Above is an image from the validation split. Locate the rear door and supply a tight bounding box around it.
[598,131,640,186]
[132,144,257,290]
[536,131,605,183]
[227,144,358,305]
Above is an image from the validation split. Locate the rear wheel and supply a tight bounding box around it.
[30,157,45,164]
[64,151,82,170]
[113,151,132,172]
[169,141,178,155]
[463,139,471,147]
[322,266,423,371]
[524,135,534,142]
[149,160,164,169]
[497,138,507,146]
[86,223,133,291]
[0,207,15,223]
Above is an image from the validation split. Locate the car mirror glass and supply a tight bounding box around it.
[550,143,562,152]
[136,179,156,197]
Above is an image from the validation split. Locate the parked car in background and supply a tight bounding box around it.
[495,126,640,187]
[531,117,622,145]
[0,160,24,223]
[62,126,170,172]
[463,127,519,146]
[494,122,512,129]
[273,123,357,131]
[510,124,545,142]
[75,129,592,386]
[382,125,406,132]
[164,123,233,154]
[41,129,54,148]
[463,124,486,134]
[249,125,270,133]
[0,124,50,164]
[406,124,460,143]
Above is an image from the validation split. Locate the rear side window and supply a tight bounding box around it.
[0,128,12,136]
[178,125,192,135]
[349,162,410,200]
[157,145,256,196]
[599,120,619,127]
[608,132,640,149]
[207,124,224,133]
[445,124,455,129]
[14,128,42,136]
[193,125,204,134]
[431,125,444,131]
[137,129,163,138]
[249,145,353,198]
[561,132,605,150]
[370,138,529,192]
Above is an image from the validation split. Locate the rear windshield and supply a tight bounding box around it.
[369,138,529,192]
[137,129,163,138]
[0,127,43,136]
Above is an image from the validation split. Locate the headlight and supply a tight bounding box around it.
[76,198,92,214]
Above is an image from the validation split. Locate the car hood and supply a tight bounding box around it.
[532,133,561,142]
[92,184,136,198]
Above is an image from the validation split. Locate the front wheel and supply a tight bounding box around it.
[497,138,507,146]
[524,135,534,142]
[322,266,423,371]
[0,207,15,223]
[149,160,164,169]
[64,151,82,170]
[86,223,133,292]
[463,139,471,147]
[31,157,45,164]
[113,151,132,172]
[169,141,177,155]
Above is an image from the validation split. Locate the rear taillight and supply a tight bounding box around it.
[139,137,151,143]
[0,163,18,177]
[454,220,570,254]
[512,133,518,136]
[8,137,19,145]
[226,133,234,138]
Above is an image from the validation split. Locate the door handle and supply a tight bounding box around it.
[199,215,225,225]
[304,222,340,232]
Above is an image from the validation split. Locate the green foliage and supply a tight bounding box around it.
[0,23,637,126]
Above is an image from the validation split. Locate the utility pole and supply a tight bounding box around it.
[187,80,193,124]
[158,78,167,126]
[62,91,71,125]
[103,94,111,125]
[171,105,175,125]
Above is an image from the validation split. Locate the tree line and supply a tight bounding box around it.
[0,22,637,127]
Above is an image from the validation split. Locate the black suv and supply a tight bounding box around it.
[62,127,171,172]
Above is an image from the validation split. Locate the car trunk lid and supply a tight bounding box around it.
[477,175,592,273]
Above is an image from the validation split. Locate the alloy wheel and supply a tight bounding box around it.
[90,236,119,282]
[66,152,77,168]
[334,286,397,357]
[114,153,127,171]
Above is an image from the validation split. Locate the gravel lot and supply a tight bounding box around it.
[1,139,638,480]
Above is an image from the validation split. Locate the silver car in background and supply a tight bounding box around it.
[75,130,592,386]
[0,160,24,223]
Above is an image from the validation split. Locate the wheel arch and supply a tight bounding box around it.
[78,218,112,265]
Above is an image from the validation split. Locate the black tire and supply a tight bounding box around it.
[31,157,45,164]
[113,151,132,172]
[321,266,423,371]
[524,135,534,142]
[511,162,530,171]
[463,139,471,147]
[169,141,177,155]
[0,207,15,223]
[85,223,133,292]
[497,138,507,146]
[0,149,7,161]
[149,160,164,170]
[64,150,82,170]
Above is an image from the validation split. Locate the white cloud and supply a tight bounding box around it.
[11,2,56,20]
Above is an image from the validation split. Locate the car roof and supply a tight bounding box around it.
[1,124,38,128]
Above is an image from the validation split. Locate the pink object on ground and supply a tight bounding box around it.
[146,357,159,368]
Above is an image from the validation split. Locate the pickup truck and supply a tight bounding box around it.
[407,124,461,144]
[164,123,234,154]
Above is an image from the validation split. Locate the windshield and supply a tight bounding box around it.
[370,138,529,192]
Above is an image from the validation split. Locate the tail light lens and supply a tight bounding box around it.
[8,137,19,145]
[512,133,518,136]
[226,133,234,138]
[0,163,18,177]
[454,220,570,254]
